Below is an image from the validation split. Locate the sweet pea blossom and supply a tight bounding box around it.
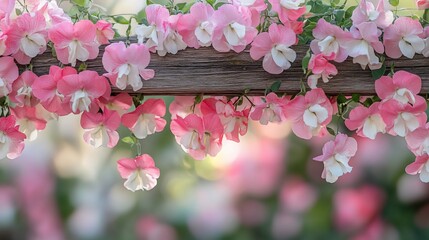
[250,24,296,74]
[211,4,257,53]
[32,66,75,116]
[177,3,215,48]
[351,0,394,29]
[417,0,429,10]
[102,42,155,91]
[307,54,338,89]
[313,133,357,183]
[229,0,267,27]
[10,106,46,141]
[4,11,48,64]
[285,88,333,139]
[379,97,427,137]
[9,71,39,107]
[170,113,224,160]
[310,19,349,62]
[405,123,429,156]
[169,96,199,119]
[201,97,251,142]
[345,102,386,140]
[0,56,19,98]
[48,20,99,66]
[0,115,26,159]
[375,70,422,105]
[95,20,114,45]
[0,0,14,21]
[135,4,186,56]
[384,17,425,59]
[57,70,108,114]
[97,93,133,116]
[343,22,384,70]
[406,154,429,182]
[117,154,160,192]
[250,92,288,125]
[80,108,121,148]
[121,99,167,139]
[0,31,7,56]
[268,0,306,23]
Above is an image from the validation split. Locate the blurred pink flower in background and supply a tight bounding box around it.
[136,216,177,240]
[334,185,384,232]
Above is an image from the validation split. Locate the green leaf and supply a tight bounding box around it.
[270,81,281,92]
[15,8,22,16]
[345,6,357,19]
[363,98,374,107]
[135,9,146,24]
[327,127,336,136]
[337,94,347,105]
[352,94,360,103]
[389,0,399,7]
[122,136,136,145]
[72,0,87,7]
[179,0,195,13]
[371,64,386,80]
[302,49,311,73]
[424,9,429,22]
[334,9,345,24]
[112,16,129,25]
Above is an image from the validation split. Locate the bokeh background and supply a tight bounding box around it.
[0,0,429,239]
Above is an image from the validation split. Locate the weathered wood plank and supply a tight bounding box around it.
[29,38,429,95]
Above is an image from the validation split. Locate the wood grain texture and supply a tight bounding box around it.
[29,38,429,96]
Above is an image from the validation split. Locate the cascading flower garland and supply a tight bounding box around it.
[0,0,429,191]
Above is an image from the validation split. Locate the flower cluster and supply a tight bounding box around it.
[0,0,427,192]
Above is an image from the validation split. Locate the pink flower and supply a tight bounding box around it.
[383,17,425,59]
[230,0,267,27]
[10,106,47,141]
[0,31,7,56]
[169,96,198,119]
[405,123,429,156]
[117,154,160,192]
[268,0,306,23]
[421,26,429,57]
[31,66,75,116]
[250,92,288,125]
[57,70,109,113]
[285,88,333,140]
[211,4,257,53]
[406,154,429,182]
[345,102,386,140]
[417,0,429,10]
[310,19,349,62]
[0,56,19,97]
[135,5,186,56]
[97,93,133,116]
[9,71,39,107]
[121,98,167,139]
[343,22,384,69]
[201,97,251,142]
[177,3,215,48]
[250,24,296,74]
[375,70,421,105]
[351,0,394,29]
[102,42,154,91]
[95,20,114,45]
[80,108,120,148]
[48,20,99,66]
[307,53,338,89]
[334,186,384,231]
[0,115,26,159]
[379,97,427,137]
[4,11,48,64]
[0,0,14,21]
[170,113,223,160]
[313,133,357,183]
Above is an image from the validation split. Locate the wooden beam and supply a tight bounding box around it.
[29,39,429,96]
